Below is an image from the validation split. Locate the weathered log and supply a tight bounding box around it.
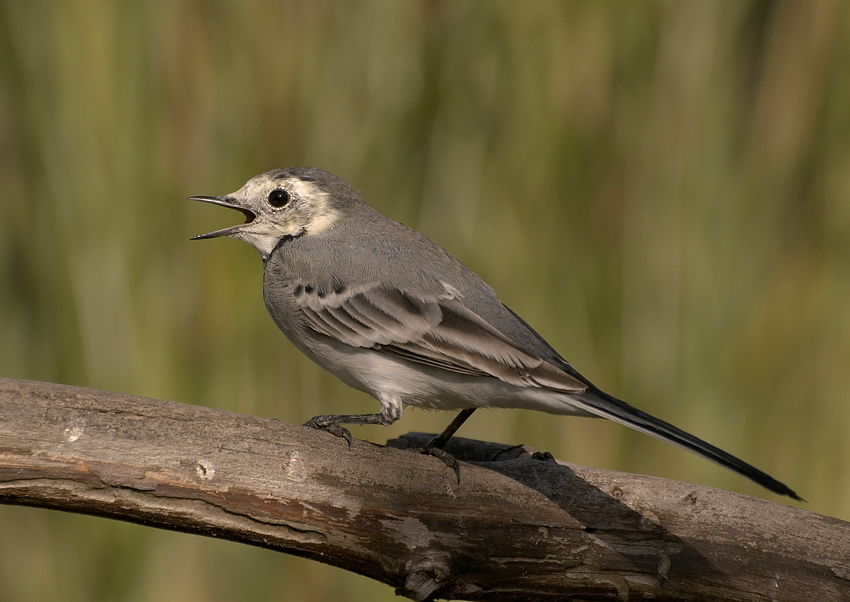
[0,377,847,601]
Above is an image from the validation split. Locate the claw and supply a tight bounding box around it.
[410,446,462,484]
[303,418,353,447]
[327,425,353,447]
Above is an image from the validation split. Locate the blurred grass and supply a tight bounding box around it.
[1,1,849,600]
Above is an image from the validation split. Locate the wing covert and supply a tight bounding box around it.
[292,283,587,393]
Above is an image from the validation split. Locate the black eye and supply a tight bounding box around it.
[267,189,290,208]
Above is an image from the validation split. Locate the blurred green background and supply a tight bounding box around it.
[1,1,849,600]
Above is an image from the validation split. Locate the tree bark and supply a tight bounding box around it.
[0,377,847,601]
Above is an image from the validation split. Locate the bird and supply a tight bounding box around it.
[191,166,800,500]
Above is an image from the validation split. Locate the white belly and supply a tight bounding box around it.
[289,328,595,418]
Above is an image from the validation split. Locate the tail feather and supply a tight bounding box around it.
[574,387,802,501]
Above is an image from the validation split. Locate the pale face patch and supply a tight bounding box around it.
[215,175,342,259]
[231,220,300,259]
[287,179,340,236]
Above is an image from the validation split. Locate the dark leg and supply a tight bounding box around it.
[427,408,476,449]
[304,413,392,446]
[415,408,477,483]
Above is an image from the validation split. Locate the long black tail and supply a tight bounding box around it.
[575,387,802,500]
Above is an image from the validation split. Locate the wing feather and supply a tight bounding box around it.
[294,284,587,393]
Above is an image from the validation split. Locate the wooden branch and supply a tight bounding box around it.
[0,377,847,601]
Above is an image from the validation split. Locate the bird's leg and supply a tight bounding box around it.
[427,408,476,449]
[304,412,392,447]
[307,407,478,483]
[413,408,477,483]
[305,398,402,444]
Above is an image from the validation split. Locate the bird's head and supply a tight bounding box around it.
[191,167,358,259]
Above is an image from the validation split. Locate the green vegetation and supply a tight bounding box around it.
[1,2,848,600]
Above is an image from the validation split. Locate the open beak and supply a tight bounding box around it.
[190,196,257,240]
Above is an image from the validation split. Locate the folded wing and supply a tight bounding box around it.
[294,283,588,393]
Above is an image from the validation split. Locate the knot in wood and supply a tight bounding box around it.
[399,554,452,602]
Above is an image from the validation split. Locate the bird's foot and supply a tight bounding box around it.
[303,416,353,447]
[409,445,462,484]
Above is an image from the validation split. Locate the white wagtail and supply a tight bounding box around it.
[192,167,800,500]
